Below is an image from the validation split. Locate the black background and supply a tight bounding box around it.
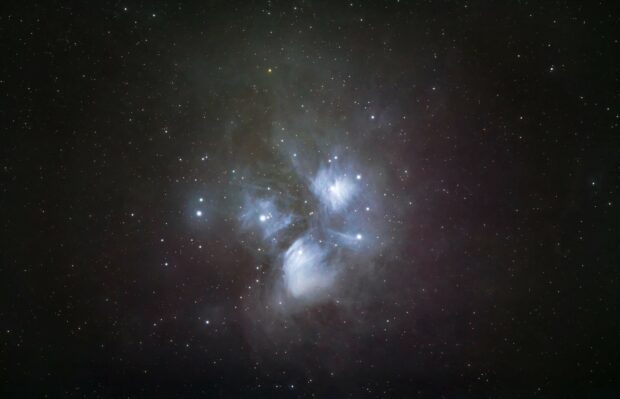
[2,1,619,397]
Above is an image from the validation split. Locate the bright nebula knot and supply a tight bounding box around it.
[312,168,358,212]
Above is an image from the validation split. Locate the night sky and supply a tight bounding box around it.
[3,1,620,397]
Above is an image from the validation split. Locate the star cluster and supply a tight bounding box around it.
[238,149,386,308]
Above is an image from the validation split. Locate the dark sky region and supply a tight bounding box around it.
[2,1,619,398]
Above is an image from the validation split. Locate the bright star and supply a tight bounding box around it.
[196,210,203,217]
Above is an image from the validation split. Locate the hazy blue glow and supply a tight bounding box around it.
[282,236,336,299]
